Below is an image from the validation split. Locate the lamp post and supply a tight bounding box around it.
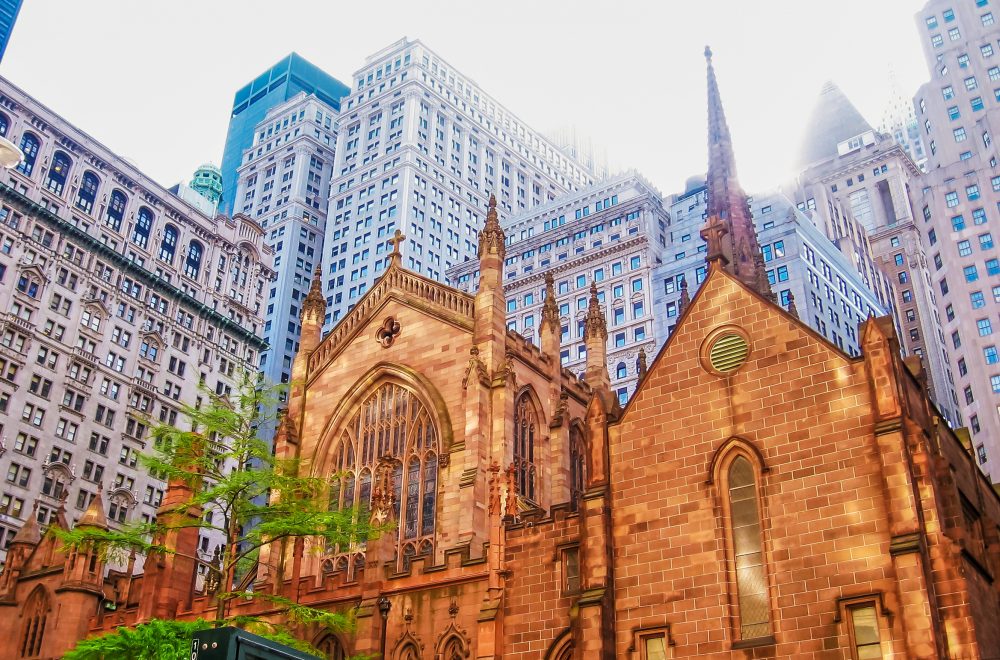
[377,595,391,657]
[0,136,23,170]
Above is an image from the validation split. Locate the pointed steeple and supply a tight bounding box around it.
[76,483,108,530]
[9,502,42,547]
[704,46,773,300]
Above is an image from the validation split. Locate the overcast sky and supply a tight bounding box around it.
[1,0,930,195]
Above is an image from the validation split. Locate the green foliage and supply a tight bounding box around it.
[63,619,208,660]
[56,370,386,656]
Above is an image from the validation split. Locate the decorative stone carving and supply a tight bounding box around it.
[376,316,402,348]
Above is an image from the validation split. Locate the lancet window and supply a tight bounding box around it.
[331,381,439,563]
[725,455,771,641]
[513,390,538,502]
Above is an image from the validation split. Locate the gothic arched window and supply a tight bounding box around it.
[398,643,420,660]
[159,223,178,263]
[106,189,127,231]
[725,454,771,641]
[443,637,465,660]
[18,586,50,658]
[44,150,71,195]
[315,634,346,660]
[331,381,439,562]
[513,390,538,502]
[76,171,99,213]
[16,132,39,176]
[132,207,153,249]
[184,240,203,279]
[569,425,586,509]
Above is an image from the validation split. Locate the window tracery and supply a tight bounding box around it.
[513,390,538,502]
[330,381,439,569]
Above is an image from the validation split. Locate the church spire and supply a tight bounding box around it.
[703,46,773,300]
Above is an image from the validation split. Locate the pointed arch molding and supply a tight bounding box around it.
[435,622,471,658]
[544,628,574,660]
[705,436,769,485]
[515,384,549,430]
[312,361,455,478]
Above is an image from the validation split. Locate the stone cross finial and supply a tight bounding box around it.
[700,214,729,266]
[389,229,406,260]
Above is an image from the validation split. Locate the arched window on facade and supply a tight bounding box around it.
[315,634,346,660]
[44,150,71,195]
[132,207,153,249]
[106,190,127,232]
[18,585,50,658]
[16,132,39,176]
[442,637,465,660]
[330,381,439,567]
[159,223,178,263]
[75,171,99,213]
[184,240,203,279]
[569,425,586,509]
[513,390,539,503]
[0,112,9,137]
[615,362,627,379]
[725,454,771,642]
[398,644,420,660]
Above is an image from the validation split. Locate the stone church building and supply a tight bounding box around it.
[1,51,999,659]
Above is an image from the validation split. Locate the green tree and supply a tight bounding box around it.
[56,370,380,658]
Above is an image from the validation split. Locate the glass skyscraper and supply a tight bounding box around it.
[218,53,349,214]
[0,0,23,62]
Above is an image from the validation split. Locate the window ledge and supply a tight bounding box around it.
[732,635,776,650]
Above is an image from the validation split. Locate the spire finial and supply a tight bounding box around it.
[541,272,560,331]
[301,265,326,321]
[703,47,773,300]
[477,192,505,261]
[584,281,607,341]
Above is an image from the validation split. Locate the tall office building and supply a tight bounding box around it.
[322,38,594,326]
[913,0,1000,479]
[218,53,349,215]
[881,70,930,171]
[0,0,22,63]
[0,76,273,569]
[654,180,890,358]
[793,84,956,424]
[447,172,668,406]
[232,92,339,387]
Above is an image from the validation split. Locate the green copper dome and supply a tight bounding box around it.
[190,163,223,205]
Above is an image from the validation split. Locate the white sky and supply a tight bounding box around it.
[0,0,930,195]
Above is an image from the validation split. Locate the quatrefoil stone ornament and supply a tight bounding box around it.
[376,316,401,347]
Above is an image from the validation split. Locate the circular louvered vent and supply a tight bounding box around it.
[708,333,750,374]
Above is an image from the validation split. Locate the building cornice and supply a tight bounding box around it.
[0,183,268,350]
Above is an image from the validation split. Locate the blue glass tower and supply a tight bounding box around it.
[0,0,24,62]
[218,53,349,215]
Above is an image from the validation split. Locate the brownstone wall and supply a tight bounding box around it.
[609,272,910,657]
[503,509,581,659]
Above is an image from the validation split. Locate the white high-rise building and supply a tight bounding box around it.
[322,38,594,327]
[232,92,338,388]
[446,172,668,406]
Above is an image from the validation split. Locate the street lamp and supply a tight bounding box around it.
[0,136,22,170]
[377,595,391,657]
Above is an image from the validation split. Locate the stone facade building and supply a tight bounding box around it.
[447,172,669,406]
[3,51,1000,660]
[913,0,1000,477]
[792,87,955,426]
[0,76,273,571]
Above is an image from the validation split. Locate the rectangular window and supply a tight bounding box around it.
[978,317,993,335]
[848,604,882,660]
